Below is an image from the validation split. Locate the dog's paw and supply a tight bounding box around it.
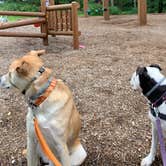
[141,155,154,166]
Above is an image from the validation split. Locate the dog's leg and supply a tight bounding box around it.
[40,126,71,166]
[69,138,87,166]
[141,122,158,166]
[54,142,71,166]
[27,136,39,166]
[26,109,39,166]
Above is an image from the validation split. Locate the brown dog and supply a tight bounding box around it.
[0,50,87,166]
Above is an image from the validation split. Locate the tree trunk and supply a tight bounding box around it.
[158,0,163,13]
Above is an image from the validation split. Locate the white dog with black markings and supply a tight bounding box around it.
[130,64,166,166]
[0,50,87,166]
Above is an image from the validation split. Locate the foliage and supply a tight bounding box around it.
[110,6,121,15]
[0,1,39,12]
[1,0,166,15]
[87,2,103,16]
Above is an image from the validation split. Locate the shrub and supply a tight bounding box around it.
[110,6,121,15]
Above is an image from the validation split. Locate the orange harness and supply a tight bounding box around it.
[33,79,62,166]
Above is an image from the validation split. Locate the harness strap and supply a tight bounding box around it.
[145,77,166,97]
[34,118,62,166]
[151,107,166,120]
[30,78,56,107]
[156,117,166,166]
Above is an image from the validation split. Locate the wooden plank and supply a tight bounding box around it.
[0,11,45,17]
[0,18,45,30]
[138,0,147,25]
[0,32,46,38]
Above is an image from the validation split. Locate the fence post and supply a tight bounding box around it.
[40,0,48,45]
[103,0,110,20]
[72,2,79,49]
[84,0,88,17]
[138,0,147,25]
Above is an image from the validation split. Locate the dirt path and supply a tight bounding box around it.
[1,14,166,165]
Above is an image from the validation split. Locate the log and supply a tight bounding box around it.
[0,32,46,38]
[0,18,46,30]
[72,2,79,49]
[47,4,73,10]
[0,11,45,17]
[48,30,73,35]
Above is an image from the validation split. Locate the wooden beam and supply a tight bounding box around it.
[0,32,46,38]
[72,2,79,49]
[138,0,147,25]
[48,31,73,35]
[0,11,45,17]
[103,0,110,20]
[41,0,48,45]
[47,4,73,10]
[0,18,46,30]
[84,0,88,17]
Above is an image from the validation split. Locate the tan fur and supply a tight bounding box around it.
[0,50,87,166]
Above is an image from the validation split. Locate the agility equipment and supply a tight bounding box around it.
[0,0,80,49]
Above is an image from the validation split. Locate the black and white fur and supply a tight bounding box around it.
[130,64,166,166]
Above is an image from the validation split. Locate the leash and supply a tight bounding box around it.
[34,118,62,166]
[155,108,166,166]
[28,74,61,166]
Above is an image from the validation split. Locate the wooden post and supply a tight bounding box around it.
[103,0,110,20]
[138,0,147,25]
[84,0,88,17]
[41,0,48,45]
[72,2,79,49]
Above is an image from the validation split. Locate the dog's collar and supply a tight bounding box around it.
[28,77,56,108]
[145,77,166,97]
[22,66,45,95]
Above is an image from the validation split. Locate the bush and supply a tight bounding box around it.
[87,3,103,16]
[0,1,39,12]
[122,7,137,14]
[110,6,121,15]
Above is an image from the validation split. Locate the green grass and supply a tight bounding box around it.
[7,16,29,22]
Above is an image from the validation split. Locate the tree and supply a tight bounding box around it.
[111,0,114,6]
[133,0,136,8]
[158,0,163,13]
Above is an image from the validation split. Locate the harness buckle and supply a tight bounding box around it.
[154,107,159,117]
[28,99,38,110]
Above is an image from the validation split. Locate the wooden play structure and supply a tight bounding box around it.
[0,0,80,49]
[83,0,147,25]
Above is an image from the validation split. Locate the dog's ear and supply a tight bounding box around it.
[29,50,45,57]
[16,61,30,76]
[149,64,162,71]
[136,66,147,76]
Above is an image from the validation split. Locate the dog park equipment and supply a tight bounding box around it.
[83,0,147,25]
[0,0,80,49]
